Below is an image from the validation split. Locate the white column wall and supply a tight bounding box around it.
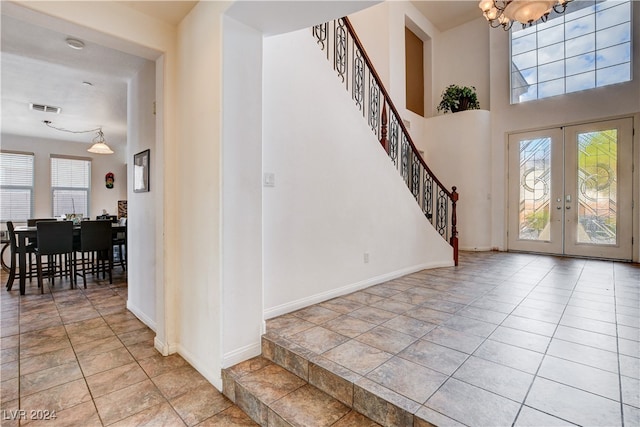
[175,1,231,389]
[263,29,453,318]
[221,15,264,368]
[126,60,157,329]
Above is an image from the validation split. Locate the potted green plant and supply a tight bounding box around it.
[436,84,480,114]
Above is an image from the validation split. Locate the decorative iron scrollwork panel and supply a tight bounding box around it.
[368,77,380,135]
[313,23,328,52]
[353,49,365,112]
[335,20,347,83]
[389,114,399,167]
[411,152,421,203]
[423,174,434,221]
[436,189,449,238]
[401,134,410,186]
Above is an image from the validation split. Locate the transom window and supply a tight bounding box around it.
[511,0,632,104]
[0,151,34,222]
[51,156,91,218]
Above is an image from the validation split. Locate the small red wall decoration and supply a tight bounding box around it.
[105,172,114,189]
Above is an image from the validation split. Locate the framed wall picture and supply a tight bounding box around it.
[133,149,150,193]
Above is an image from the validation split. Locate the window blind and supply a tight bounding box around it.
[0,151,34,222]
[51,156,91,217]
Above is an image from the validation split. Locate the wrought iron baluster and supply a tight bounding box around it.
[368,75,380,135]
[389,114,399,167]
[401,134,410,187]
[436,188,449,238]
[335,20,347,84]
[312,23,328,54]
[353,48,364,112]
[411,152,420,203]
[423,173,434,221]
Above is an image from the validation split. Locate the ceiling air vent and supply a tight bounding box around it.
[29,103,61,114]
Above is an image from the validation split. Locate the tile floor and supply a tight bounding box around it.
[2,252,639,426]
[266,251,640,426]
[0,269,257,426]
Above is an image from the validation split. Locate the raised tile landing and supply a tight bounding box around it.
[225,251,639,427]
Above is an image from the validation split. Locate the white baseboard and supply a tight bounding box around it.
[126,300,157,332]
[154,337,170,356]
[459,246,493,252]
[263,260,453,319]
[222,342,262,369]
[177,344,223,391]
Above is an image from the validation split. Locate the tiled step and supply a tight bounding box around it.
[223,334,437,427]
[222,355,380,426]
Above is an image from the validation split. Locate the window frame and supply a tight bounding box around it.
[0,150,35,223]
[50,155,92,218]
[509,0,633,104]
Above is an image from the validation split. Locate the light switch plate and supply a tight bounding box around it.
[264,172,275,187]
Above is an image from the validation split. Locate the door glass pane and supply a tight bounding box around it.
[577,130,617,244]
[519,138,551,240]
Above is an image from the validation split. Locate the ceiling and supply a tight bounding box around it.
[0,1,479,151]
[411,1,481,32]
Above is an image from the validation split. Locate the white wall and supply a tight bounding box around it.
[419,111,492,251]
[433,17,490,114]
[126,59,157,330]
[263,29,453,318]
[221,15,263,368]
[0,134,127,221]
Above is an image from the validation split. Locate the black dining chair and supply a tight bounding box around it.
[97,215,126,271]
[5,221,38,291]
[75,220,113,288]
[34,221,75,294]
[26,218,60,281]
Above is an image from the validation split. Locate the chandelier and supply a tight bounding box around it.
[479,0,572,30]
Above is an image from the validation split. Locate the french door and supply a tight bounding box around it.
[508,118,633,260]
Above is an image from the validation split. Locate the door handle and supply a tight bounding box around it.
[566,206,571,209]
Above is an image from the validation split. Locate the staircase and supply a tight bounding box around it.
[313,17,459,266]
[222,332,434,427]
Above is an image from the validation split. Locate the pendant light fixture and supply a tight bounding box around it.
[43,120,114,154]
[87,129,114,154]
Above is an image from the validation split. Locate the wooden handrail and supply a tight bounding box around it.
[342,17,452,199]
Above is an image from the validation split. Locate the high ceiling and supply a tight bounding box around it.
[0,1,480,151]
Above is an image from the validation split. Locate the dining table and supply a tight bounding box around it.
[9,222,126,295]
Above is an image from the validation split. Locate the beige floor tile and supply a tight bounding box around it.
[94,378,166,425]
[170,383,234,426]
[77,346,135,377]
[152,365,211,400]
[20,378,91,414]
[20,361,83,397]
[85,362,148,397]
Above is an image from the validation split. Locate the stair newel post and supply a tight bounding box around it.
[450,186,459,266]
[380,101,389,153]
